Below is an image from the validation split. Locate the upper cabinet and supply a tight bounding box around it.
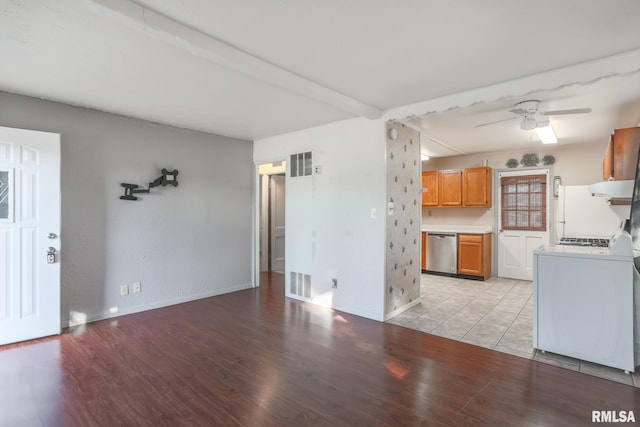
[603,127,640,181]
[463,167,492,207]
[422,166,492,208]
[421,171,439,206]
[440,169,463,206]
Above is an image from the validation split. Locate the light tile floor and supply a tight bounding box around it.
[387,273,640,388]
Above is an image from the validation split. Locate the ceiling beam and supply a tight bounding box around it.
[88,0,382,120]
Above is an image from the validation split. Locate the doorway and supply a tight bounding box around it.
[269,174,285,272]
[496,168,551,280]
[258,162,286,275]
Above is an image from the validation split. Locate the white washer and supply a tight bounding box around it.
[533,244,636,372]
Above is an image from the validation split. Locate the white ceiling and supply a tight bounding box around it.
[414,72,640,158]
[1,0,640,142]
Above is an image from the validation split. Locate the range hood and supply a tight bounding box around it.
[587,180,634,200]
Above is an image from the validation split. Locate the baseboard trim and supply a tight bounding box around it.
[61,282,253,328]
[383,298,420,321]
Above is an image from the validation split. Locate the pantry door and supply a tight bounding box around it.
[0,126,61,345]
[497,169,550,281]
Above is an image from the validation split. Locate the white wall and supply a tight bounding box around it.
[0,91,253,326]
[254,117,387,321]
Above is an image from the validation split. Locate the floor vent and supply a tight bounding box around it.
[290,271,311,298]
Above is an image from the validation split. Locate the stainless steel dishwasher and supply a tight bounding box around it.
[426,232,457,274]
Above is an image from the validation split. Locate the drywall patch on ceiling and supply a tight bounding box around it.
[386,52,640,158]
[384,49,640,123]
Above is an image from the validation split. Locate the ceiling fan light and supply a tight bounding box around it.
[520,116,537,130]
[535,123,557,144]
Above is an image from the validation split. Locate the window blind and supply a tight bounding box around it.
[500,174,546,231]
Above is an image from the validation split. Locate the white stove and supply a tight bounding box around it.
[557,237,610,248]
[533,230,639,372]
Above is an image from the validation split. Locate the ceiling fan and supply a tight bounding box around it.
[475,100,592,130]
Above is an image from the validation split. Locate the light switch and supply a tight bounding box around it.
[370,208,376,219]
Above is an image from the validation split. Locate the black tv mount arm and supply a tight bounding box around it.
[120,169,179,201]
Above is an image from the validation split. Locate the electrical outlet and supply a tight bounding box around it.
[120,285,129,296]
[133,282,142,293]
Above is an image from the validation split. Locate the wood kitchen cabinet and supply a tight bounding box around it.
[463,167,492,207]
[421,171,439,206]
[421,231,427,270]
[439,170,463,206]
[457,233,492,280]
[603,134,614,181]
[603,127,640,181]
[422,167,492,208]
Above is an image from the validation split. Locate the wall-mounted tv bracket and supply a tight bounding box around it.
[120,169,179,201]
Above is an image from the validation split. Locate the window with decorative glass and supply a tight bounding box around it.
[0,170,12,221]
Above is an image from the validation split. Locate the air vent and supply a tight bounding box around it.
[290,152,312,178]
[290,271,311,299]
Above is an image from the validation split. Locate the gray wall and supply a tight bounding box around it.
[0,91,253,326]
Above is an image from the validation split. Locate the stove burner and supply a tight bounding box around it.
[557,237,610,248]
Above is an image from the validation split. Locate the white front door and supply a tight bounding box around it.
[270,174,285,272]
[0,126,61,345]
[497,169,550,281]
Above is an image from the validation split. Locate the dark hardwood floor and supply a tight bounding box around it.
[1,272,639,426]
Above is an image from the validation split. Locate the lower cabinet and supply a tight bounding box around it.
[421,231,492,280]
[421,232,427,270]
[457,233,492,280]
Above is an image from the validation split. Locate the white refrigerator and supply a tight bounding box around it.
[556,185,626,240]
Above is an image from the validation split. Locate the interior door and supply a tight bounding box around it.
[497,169,550,281]
[270,174,285,272]
[0,126,61,345]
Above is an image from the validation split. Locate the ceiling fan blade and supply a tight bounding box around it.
[475,117,517,128]
[541,108,592,116]
[508,107,529,115]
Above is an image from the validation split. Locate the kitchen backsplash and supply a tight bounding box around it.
[422,208,494,226]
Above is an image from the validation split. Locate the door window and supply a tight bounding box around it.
[501,174,546,231]
[0,170,12,221]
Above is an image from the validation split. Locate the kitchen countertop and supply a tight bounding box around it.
[421,225,494,234]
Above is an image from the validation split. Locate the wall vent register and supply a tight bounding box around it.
[290,152,312,177]
[290,271,311,299]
